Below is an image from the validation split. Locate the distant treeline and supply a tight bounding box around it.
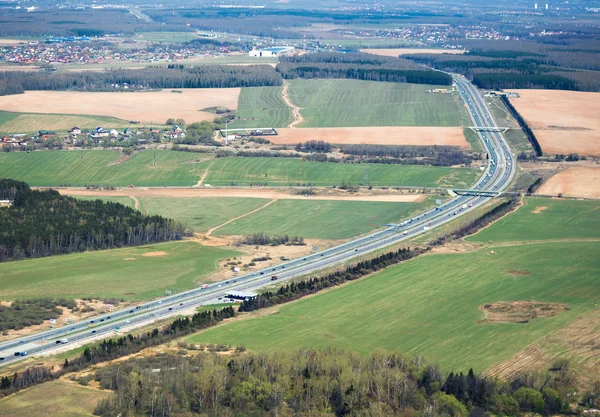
[474,73,577,91]
[339,144,476,166]
[237,233,306,247]
[500,96,543,156]
[0,65,282,96]
[0,179,186,262]
[277,52,452,85]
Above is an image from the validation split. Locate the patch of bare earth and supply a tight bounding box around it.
[507,89,600,155]
[272,126,470,148]
[480,301,569,324]
[486,308,600,384]
[58,187,428,202]
[141,251,167,257]
[536,166,600,199]
[532,206,548,214]
[361,48,466,56]
[106,153,132,166]
[0,88,241,124]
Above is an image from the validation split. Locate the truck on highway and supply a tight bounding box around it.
[271,275,279,281]
[462,204,468,210]
[55,338,69,344]
[14,351,27,357]
[200,284,209,289]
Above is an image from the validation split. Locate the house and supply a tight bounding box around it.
[109,129,119,138]
[70,126,81,136]
[38,130,56,140]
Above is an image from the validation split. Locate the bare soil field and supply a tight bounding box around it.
[536,166,600,199]
[0,88,241,124]
[508,90,600,155]
[480,301,568,324]
[361,48,466,56]
[0,65,40,72]
[272,126,470,148]
[59,187,428,202]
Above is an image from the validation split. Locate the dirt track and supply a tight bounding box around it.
[59,188,428,202]
[0,88,241,124]
[508,89,600,155]
[536,166,600,198]
[272,126,470,148]
[281,81,304,128]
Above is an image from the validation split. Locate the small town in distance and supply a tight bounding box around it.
[0,0,599,416]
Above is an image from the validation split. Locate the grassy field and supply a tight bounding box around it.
[200,157,479,188]
[0,151,476,188]
[469,197,600,242]
[286,79,468,128]
[0,113,132,134]
[485,96,532,152]
[0,380,108,417]
[227,86,292,129]
[216,198,431,239]
[0,150,209,187]
[189,240,600,372]
[137,197,270,233]
[0,110,19,127]
[0,241,239,301]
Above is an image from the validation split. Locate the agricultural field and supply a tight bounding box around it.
[0,88,241,125]
[0,241,239,302]
[189,241,600,372]
[272,126,470,148]
[0,110,19,127]
[507,90,600,156]
[215,198,432,239]
[0,380,108,417]
[189,198,600,374]
[137,197,270,233]
[536,166,600,199]
[469,197,600,242]
[227,86,292,129]
[0,113,131,134]
[199,157,479,188]
[0,150,210,187]
[361,48,467,56]
[286,79,468,128]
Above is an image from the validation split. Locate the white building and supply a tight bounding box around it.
[249,46,294,57]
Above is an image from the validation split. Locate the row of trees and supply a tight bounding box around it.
[0,179,187,262]
[500,96,543,156]
[0,65,282,96]
[237,233,306,247]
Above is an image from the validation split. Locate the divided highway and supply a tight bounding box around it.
[0,75,516,366]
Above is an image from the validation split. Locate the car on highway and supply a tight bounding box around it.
[129,310,134,313]
[168,307,173,311]
[91,330,97,334]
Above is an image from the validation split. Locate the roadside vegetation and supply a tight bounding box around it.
[0,298,76,333]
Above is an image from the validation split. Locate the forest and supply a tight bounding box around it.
[0,65,282,96]
[0,179,186,262]
[277,53,451,85]
[91,349,594,417]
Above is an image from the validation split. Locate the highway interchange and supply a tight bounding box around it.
[0,75,517,366]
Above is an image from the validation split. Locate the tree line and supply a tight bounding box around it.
[0,179,187,262]
[500,96,543,156]
[0,298,77,332]
[237,233,306,247]
[0,65,282,96]
[90,348,597,417]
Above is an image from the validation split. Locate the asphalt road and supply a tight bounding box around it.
[0,75,516,366]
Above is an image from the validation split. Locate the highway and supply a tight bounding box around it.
[0,75,516,366]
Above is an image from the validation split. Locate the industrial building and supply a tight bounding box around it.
[248,46,294,57]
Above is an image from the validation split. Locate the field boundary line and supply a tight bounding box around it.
[205,198,278,236]
[195,160,214,187]
[281,81,304,128]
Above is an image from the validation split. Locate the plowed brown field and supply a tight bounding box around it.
[0,88,241,124]
[536,166,600,198]
[272,126,469,148]
[508,90,600,155]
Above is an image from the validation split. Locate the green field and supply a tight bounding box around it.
[189,240,600,372]
[0,150,208,187]
[227,86,292,129]
[286,79,467,127]
[0,110,19,127]
[469,198,600,242]
[200,157,479,187]
[137,197,270,233]
[0,380,108,417]
[0,151,476,188]
[0,113,132,134]
[0,241,239,301]
[215,198,431,239]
